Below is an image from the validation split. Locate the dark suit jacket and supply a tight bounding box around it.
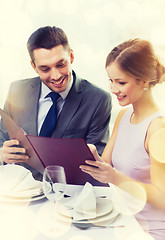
[0,71,111,151]
[0,71,111,180]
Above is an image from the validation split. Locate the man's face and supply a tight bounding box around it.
[31,45,74,93]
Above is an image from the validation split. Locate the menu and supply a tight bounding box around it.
[0,108,106,186]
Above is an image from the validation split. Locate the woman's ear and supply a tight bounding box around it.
[143,80,149,89]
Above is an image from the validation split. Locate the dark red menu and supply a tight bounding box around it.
[0,108,106,186]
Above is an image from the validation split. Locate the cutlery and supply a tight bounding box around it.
[73,222,124,230]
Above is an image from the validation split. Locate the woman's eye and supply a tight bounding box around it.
[119,82,126,85]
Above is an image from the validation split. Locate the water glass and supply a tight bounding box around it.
[43,165,66,202]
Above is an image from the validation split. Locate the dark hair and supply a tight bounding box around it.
[27,26,70,62]
[106,38,165,87]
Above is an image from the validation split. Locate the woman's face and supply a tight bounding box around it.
[106,62,145,107]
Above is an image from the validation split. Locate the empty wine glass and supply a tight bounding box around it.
[43,165,66,202]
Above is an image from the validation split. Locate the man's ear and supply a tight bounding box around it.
[31,60,38,74]
[70,49,74,64]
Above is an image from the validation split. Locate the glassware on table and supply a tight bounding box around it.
[43,165,66,202]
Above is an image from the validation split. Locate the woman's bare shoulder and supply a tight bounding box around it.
[115,108,128,124]
[146,116,165,151]
[148,116,165,136]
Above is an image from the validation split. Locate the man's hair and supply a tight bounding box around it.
[27,26,70,62]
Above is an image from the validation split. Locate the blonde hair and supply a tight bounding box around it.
[106,38,165,87]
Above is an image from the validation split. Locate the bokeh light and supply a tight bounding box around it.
[62,0,79,15]
[84,9,101,26]
[36,201,72,238]
[0,10,32,48]
[112,182,146,215]
[69,236,92,240]
[0,210,38,240]
[103,1,120,19]
[26,0,45,16]
[127,232,155,240]
[149,128,165,163]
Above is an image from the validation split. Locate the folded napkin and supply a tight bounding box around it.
[73,182,97,220]
[57,182,97,221]
[0,164,43,198]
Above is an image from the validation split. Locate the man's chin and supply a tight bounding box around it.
[49,84,67,93]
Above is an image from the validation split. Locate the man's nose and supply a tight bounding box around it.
[50,68,61,80]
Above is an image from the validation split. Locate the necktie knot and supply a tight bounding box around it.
[46,92,60,103]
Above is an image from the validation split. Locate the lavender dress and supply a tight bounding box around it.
[112,107,165,240]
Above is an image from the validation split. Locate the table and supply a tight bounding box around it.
[0,184,146,240]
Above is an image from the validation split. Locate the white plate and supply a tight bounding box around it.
[0,188,43,198]
[0,181,51,202]
[54,205,120,225]
[57,197,114,219]
[0,192,46,203]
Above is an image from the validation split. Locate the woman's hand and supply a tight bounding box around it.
[79,144,115,183]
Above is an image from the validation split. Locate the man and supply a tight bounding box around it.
[0,26,111,178]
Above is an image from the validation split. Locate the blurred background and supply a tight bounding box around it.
[0,0,165,126]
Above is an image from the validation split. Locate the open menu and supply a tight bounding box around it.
[0,108,106,186]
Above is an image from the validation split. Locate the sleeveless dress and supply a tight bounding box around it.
[111,107,165,240]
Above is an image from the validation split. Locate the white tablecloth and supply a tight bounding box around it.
[0,184,146,240]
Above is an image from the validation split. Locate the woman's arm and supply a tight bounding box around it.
[80,116,165,209]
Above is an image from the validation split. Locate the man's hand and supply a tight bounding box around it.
[1,139,29,164]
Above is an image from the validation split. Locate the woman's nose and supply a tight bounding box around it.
[110,82,119,94]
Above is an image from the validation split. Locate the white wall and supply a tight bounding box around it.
[0,0,165,124]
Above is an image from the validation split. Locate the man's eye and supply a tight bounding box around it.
[57,62,66,68]
[41,68,49,72]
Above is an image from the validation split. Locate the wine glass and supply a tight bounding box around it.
[43,165,66,202]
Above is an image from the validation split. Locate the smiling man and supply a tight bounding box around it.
[0,26,112,179]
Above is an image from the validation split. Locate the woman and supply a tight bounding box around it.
[80,39,165,240]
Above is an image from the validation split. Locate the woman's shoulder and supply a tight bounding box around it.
[113,107,129,130]
[116,107,129,122]
[148,115,165,136]
[146,115,165,151]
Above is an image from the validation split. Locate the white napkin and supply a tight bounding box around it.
[73,182,96,220]
[57,182,97,221]
[0,164,43,198]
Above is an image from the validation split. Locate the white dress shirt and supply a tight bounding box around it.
[37,76,73,135]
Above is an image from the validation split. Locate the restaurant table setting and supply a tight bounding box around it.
[0,164,148,240]
[54,182,120,228]
[0,164,47,202]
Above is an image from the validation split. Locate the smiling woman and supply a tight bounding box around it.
[80,38,165,240]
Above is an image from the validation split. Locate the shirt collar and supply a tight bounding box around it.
[40,75,73,100]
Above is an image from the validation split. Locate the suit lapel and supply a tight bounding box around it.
[24,78,41,135]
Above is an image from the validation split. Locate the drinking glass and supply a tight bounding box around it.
[43,165,66,202]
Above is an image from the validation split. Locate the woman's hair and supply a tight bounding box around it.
[27,26,70,63]
[105,38,165,87]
